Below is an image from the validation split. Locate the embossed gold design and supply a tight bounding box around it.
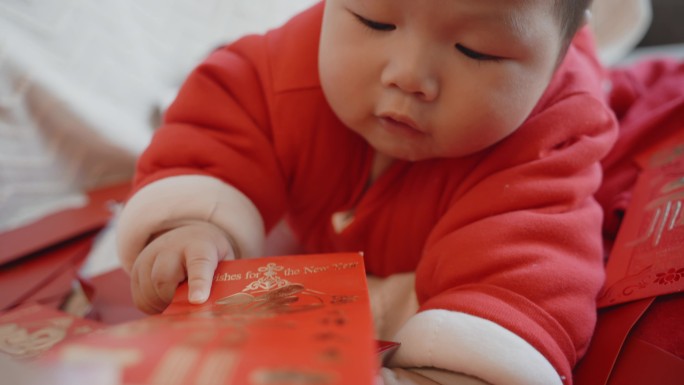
[630,198,684,247]
[243,263,289,291]
[214,283,325,318]
[0,321,68,359]
[211,261,329,320]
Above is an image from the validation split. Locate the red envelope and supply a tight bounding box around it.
[43,253,379,385]
[19,263,81,309]
[609,336,683,385]
[574,293,684,385]
[0,182,130,266]
[598,142,684,308]
[573,298,654,385]
[613,293,684,385]
[0,236,93,311]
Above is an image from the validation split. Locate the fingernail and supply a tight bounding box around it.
[189,289,208,303]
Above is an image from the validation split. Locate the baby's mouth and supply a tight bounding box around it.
[377,113,426,136]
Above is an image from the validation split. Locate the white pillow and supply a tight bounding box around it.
[590,0,653,65]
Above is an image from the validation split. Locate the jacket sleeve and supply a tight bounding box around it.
[116,37,289,268]
[137,39,287,229]
[387,91,618,385]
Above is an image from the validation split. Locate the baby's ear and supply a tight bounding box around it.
[581,9,592,27]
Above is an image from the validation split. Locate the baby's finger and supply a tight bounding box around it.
[130,255,170,314]
[184,243,220,304]
[150,250,187,306]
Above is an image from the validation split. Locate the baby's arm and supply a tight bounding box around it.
[116,175,266,313]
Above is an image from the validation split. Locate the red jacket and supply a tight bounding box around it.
[121,3,618,384]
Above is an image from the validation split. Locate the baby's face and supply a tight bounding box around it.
[319,0,564,161]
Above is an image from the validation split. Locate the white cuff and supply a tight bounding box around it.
[388,309,563,385]
[115,175,265,272]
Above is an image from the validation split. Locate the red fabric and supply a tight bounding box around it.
[133,3,618,383]
[596,59,684,250]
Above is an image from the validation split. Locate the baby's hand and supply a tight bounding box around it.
[129,221,235,314]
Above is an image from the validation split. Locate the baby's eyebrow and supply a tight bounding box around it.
[482,8,539,47]
[449,3,533,41]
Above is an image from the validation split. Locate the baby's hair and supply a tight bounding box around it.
[556,0,594,44]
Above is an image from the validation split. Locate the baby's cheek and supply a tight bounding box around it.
[447,109,521,156]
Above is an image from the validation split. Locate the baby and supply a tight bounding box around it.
[117,1,617,384]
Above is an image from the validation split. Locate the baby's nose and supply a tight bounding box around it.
[380,50,439,102]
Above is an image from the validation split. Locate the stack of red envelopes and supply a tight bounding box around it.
[0,182,145,361]
[0,182,131,314]
[574,129,684,384]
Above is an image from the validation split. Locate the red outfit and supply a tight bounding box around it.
[119,3,620,384]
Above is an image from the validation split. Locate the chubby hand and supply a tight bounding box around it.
[129,221,236,313]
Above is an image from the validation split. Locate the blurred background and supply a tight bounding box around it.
[639,0,684,46]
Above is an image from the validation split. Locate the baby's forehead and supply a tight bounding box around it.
[421,0,560,40]
[374,0,556,28]
[325,0,563,43]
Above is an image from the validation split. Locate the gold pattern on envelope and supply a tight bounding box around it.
[0,318,72,359]
[210,261,332,320]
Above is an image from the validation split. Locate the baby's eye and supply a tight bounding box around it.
[353,13,395,31]
[456,44,503,62]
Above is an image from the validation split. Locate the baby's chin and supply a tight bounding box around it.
[376,142,487,162]
[371,145,433,163]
